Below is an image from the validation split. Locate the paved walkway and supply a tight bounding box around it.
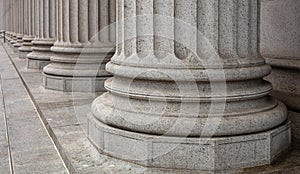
[0,44,67,174]
[0,42,146,174]
[1,41,300,174]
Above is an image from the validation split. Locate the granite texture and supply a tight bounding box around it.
[0,43,68,174]
[88,115,291,171]
[1,41,299,174]
[89,0,290,172]
[43,0,116,92]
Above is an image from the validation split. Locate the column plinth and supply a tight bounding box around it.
[19,35,35,58]
[6,32,12,44]
[43,0,116,92]
[10,33,17,46]
[27,0,56,69]
[13,34,23,53]
[88,0,291,171]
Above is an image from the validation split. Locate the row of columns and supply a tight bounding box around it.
[0,0,292,172]
[2,0,115,92]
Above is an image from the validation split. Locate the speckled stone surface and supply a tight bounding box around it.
[0,42,68,174]
[89,115,291,171]
[89,0,290,172]
[0,41,299,174]
[42,0,115,92]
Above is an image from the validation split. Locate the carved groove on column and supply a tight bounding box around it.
[43,0,116,92]
[19,0,36,59]
[112,0,265,69]
[27,0,56,69]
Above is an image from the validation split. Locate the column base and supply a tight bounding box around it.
[264,59,300,112]
[13,45,21,53]
[27,59,50,69]
[88,115,291,172]
[43,73,109,92]
[9,42,16,49]
[19,50,31,59]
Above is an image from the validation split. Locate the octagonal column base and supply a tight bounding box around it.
[12,45,21,53]
[18,50,31,59]
[27,59,50,69]
[88,115,291,172]
[43,73,109,92]
[9,42,16,49]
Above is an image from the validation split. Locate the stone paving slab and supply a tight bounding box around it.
[1,41,300,174]
[0,43,68,174]
[0,75,11,174]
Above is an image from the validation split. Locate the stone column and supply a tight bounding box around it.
[19,0,35,58]
[3,0,9,42]
[88,0,291,172]
[3,0,8,39]
[27,0,56,69]
[43,0,116,92]
[261,0,300,148]
[5,0,13,43]
[0,0,6,42]
[10,0,18,48]
[0,0,5,36]
[13,0,24,53]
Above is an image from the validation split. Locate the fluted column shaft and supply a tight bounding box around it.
[6,0,13,43]
[10,0,19,48]
[27,0,56,69]
[19,0,36,58]
[88,0,291,171]
[43,0,116,92]
[13,0,24,52]
[0,0,5,32]
[3,0,11,43]
[0,0,7,43]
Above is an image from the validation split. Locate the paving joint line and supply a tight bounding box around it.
[0,75,14,174]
